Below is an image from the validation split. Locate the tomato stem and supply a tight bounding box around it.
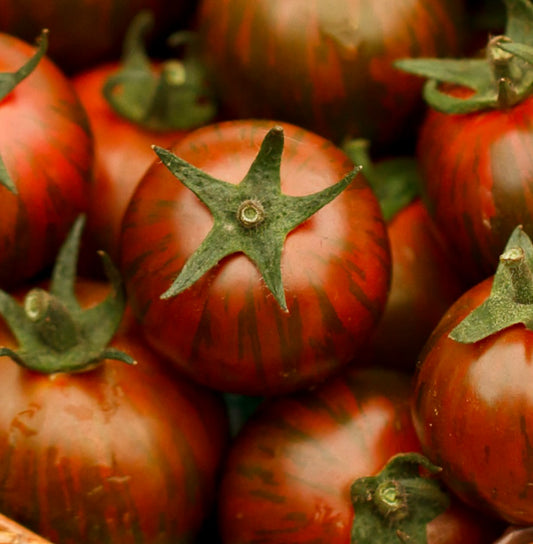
[102,11,216,131]
[394,0,533,114]
[153,126,360,311]
[0,216,136,373]
[351,453,449,544]
[450,226,533,343]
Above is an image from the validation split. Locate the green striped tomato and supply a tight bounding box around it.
[119,119,390,396]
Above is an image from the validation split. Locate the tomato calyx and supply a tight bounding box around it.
[343,139,420,222]
[152,125,361,312]
[102,11,216,131]
[0,29,48,194]
[350,452,449,544]
[394,0,533,114]
[0,216,136,373]
[450,225,533,343]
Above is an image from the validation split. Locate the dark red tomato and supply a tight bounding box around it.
[119,119,391,396]
[416,87,533,286]
[72,62,192,266]
[0,279,229,544]
[0,0,197,74]
[413,275,533,525]
[195,0,465,151]
[218,367,500,544]
[0,32,93,288]
[366,198,466,371]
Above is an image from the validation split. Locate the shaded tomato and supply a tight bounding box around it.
[0,278,229,544]
[119,119,391,396]
[0,0,197,74]
[0,31,93,288]
[366,198,466,370]
[218,367,501,543]
[195,0,465,152]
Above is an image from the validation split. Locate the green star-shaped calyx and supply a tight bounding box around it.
[450,225,533,343]
[0,216,136,373]
[394,0,533,113]
[153,125,361,312]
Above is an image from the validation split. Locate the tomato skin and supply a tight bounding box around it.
[218,367,499,544]
[119,119,391,396]
[413,276,533,525]
[0,0,196,74]
[196,0,465,150]
[0,280,229,544]
[72,62,190,265]
[416,91,533,286]
[0,32,93,288]
[366,198,466,371]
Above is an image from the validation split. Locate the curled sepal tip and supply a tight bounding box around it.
[350,452,449,544]
[449,225,533,343]
[0,215,136,373]
[153,127,360,312]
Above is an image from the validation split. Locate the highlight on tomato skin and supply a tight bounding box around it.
[216,366,503,544]
[119,119,392,396]
[412,226,533,527]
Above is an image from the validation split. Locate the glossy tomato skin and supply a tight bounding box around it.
[72,62,191,266]
[196,0,465,151]
[218,367,500,544]
[0,280,229,544]
[365,198,466,371]
[119,120,391,396]
[0,33,93,288]
[413,277,533,525]
[417,91,533,286]
[0,0,197,74]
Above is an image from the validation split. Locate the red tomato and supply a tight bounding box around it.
[119,119,391,396]
[0,279,228,544]
[413,273,533,525]
[0,0,197,73]
[416,89,533,286]
[218,367,500,543]
[195,0,465,151]
[0,31,93,288]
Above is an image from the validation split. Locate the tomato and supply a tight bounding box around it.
[119,119,391,396]
[0,0,197,74]
[218,367,501,543]
[195,0,465,152]
[413,226,533,525]
[343,140,466,371]
[395,1,533,285]
[0,218,229,543]
[73,12,216,267]
[0,31,93,289]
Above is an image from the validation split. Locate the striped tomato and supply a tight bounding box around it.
[195,0,465,152]
[0,31,92,288]
[0,218,228,543]
[395,0,533,285]
[119,119,390,396]
[217,367,501,544]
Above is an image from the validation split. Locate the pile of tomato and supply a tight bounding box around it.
[3,0,533,542]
